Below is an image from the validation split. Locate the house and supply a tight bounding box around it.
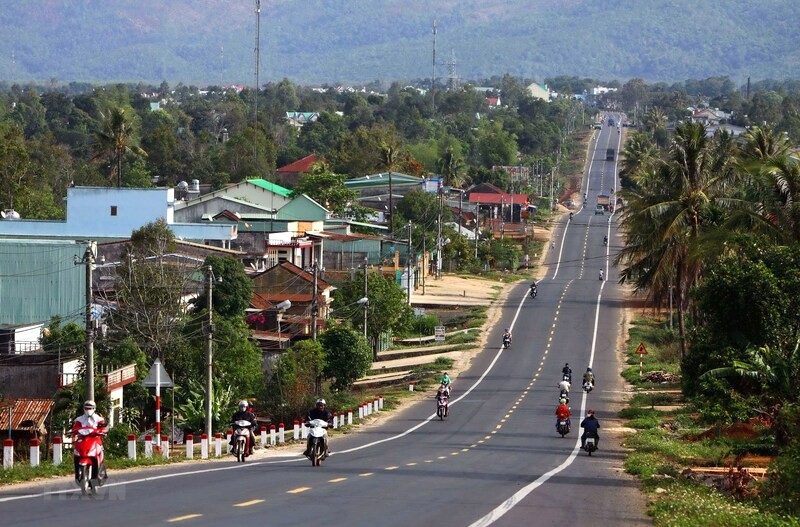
[275,154,319,187]
[0,187,237,246]
[526,83,551,102]
[468,191,530,236]
[247,262,335,352]
[173,179,292,224]
[0,398,54,447]
[691,108,731,126]
[486,97,502,108]
[345,172,425,224]
[285,112,319,128]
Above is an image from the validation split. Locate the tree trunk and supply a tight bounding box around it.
[676,264,687,360]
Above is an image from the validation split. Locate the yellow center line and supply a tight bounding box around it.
[478,440,485,443]
[406,462,417,466]
[168,514,203,522]
[462,448,469,452]
[451,452,459,456]
[234,500,264,507]
[385,466,399,470]
[491,430,498,434]
[425,460,434,463]
[359,472,374,476]
[501,419,506,423]
[505,414,511,418]
[484,435,492,439]
[438,456,447,459]
[470,444,478,448]
[328,478,347,483]
[287,487,311,494]
[495,424,502,429]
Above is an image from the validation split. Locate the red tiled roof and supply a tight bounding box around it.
[252,261,332,290]
[0,399,54,431]
[276,154,319,173]
[468,193,529,204]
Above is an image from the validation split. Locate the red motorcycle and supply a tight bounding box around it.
[72,421,108,495]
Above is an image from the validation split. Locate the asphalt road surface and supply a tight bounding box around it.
[0,115,651,526]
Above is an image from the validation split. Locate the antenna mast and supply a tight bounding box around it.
[431,19,436,118]
[254,0,261,169]
[447,49,458,91]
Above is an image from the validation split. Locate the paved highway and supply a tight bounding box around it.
[0,115,650,526]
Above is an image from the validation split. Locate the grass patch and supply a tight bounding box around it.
[0,453,176,486]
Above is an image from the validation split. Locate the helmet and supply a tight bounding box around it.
[587,367,592,372]
[316,398,326,407]
[83,400,96,409]
[238,400,248,410]
[559,398,567,404]
[587,409,595,415]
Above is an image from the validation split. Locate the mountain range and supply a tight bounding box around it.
[1,0,798,86]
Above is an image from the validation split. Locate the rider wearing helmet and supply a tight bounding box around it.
[503,328,512,344]
[304,399,333,458]
[583,367,595,387]
[72,400,107,480]
[562,363,572,381]
[231,400,257,456]
[581,409,601,449]
[555,398,571,428]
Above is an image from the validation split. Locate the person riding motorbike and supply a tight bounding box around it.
[439,372,452,396]
[583,368,595,391]
[502,328,512,347]
[581,409,601,449]
[569,212,573,221]
[555,398,572,429]
[562,363,572,382]
[529,282,538,297]
[603,235,608,246]
[303,399,334,458]
[231,400,257,456]
[436,385,450,417]
[72,400,107,481]
[599,269,604,281]
[558,379,571,397]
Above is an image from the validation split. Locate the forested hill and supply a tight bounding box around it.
[1,0,798,85]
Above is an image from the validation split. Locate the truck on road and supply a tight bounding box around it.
[597,194,610,212]
[606,148,615,161]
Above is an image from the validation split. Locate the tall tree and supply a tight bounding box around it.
[93,106,146,187]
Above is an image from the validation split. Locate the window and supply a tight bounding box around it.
[110,206,118,216]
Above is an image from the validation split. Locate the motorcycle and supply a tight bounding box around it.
[306,419,329,467]
[559,390,570,403]
[72,423,107,495]
[556,420,571,438]
[584,435,598,456]
[230,420,253,462]
[436,394,449,420]
[503,335,511,349]
[583,381,594,393]
[562,373,572,383]
[529,287,537,299]
[603,237,608,246]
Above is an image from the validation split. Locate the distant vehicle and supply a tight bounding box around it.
[597,194,610,211]
[594,205,605,215]
[592,122,602,129]
[606,148,615,161]
[607,118,615,127]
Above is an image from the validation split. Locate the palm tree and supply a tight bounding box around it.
[616,121,737,358]
[379,141,399,234]
[93,106,146,187]
[619,132,658,188]
[437,147,466,188]
[643,107,668,142]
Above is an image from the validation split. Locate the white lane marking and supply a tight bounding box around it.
[468,115,616,527]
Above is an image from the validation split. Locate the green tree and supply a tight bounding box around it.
[262,339,325,423]
[93,106,146,187]
[192,255,253,319]
[320,326,372,390]
[291,161,362,218]
[0,122,31,210]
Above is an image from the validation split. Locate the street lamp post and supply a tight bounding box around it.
[74,243,98,402]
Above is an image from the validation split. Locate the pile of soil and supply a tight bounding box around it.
[690,422,761,441]
[641,371,680,383]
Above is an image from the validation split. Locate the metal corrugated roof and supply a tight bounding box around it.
[0,239,89,327]
[0,398,54,430]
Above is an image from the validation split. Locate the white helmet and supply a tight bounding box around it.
[238,400,248,410]
[316,398,326,407]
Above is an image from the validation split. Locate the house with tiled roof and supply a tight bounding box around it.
[526,83,551,102]
[276,154,319,187]
[486,96,502,108]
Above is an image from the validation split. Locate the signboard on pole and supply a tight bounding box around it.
[143,358,174,387]
[635,342,648,355]
[434,326,446,342]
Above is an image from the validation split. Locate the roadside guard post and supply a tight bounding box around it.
[635,342,648,377]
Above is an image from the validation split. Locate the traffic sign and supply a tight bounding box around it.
[142,358,174,388]
[635,342,648,355]
[434,326,446,342]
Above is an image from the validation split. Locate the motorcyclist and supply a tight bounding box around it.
[562,363,572,382]
[304,398,334,458]
[581,409,601,449]
[529,282,538,297]
[558,378,571,397]
[583,368,595,389]
[555,398,572,428]
[72,400,106,480]
[502,328,512,346]
[603,235,608,246]
[599,269,604,281]
[436,385,450,417]
[569,212,573,221]
[231,400,257,456]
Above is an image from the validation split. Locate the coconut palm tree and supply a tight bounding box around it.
[437,147,466,189]
[93,106,146,187]
[619,132,658,188]
[617,121,738,358]
[379,140,399,234]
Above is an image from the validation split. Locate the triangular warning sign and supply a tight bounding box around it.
[142,358,174,387]
[635,342,648,355]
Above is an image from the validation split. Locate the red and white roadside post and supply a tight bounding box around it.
[29,438,40,467]
[160,435,169,458]
[347,409,353,425]
[185,434,194,459]
[53,435,63,465]
[358,404,363,420]
[214,433,222,457]
[293,420,300,441]
[332,412,338,430]
[127,434,137,460]
[144,435,153,458]
[278,423,285,444]
[260,426,267,447]
[374,398,379,413]
[301,419,308,439]
[3,438,13,469]
[379,395,384,410]
[635,342,648,377]
[270,424,276,446]
[409,381,415,392]
[226,429,233,453]
[200,434,209,459]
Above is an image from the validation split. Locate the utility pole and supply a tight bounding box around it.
[436,185,443,279]
[431,19,436,118]
[362,257,368,339]
[78,244,96,402]
[474,204,480,259]
[407,221,413,304]
[205,265,214,440]
[253,0,261,169]
[311,261,319,340]
[422,232,426,295]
